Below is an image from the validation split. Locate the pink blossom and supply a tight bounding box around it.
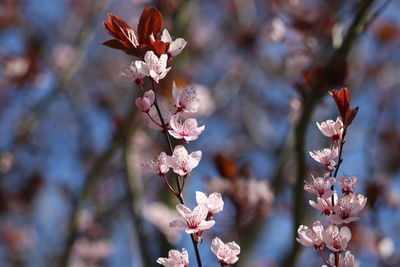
[156,248,189,267]
[329,194,367,224]
[172,82,200,113]
[135,90,155,112]
[316,117,343,141]
[326,251,359,267]
[166,145,202,177]
[323,225,352,252]
[304,175,336,199]
[309,191,337,215]
[195,191,224,216]
[136,51,171,83]
[119,61,146,84]
[309,147,338,170]
[211,237,241,266]
[169,204,215,234]
[339,175,357,195]
[296,221,324,248]
[161,29,187,57]
[168,115,205,142]
[141,152,169,175]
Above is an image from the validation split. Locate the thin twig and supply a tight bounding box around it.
[284,0,379,266]
[150,81,203,267]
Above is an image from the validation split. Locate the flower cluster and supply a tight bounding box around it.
[297,88,365,266]
[103,7,240,267]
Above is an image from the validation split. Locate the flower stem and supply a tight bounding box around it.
[150,79,203,267]
[319,249,331,266]
[162,175,178,195]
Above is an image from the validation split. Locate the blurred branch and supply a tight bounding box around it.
[59,104,148,267]
[283,0,380,265]
[10,0,110,150]
[123,128,157,266]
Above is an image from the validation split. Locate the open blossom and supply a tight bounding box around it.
[172,83,200,113]
[324,251,359,267]
[156,249,189,267]
[304,175,336,199]
[169,204,215,234]
[166,145,202,177]
[141,152,169,175]
[309,191,337,215]
[135,90,155,112]
[168,116,205,142]
[195,191,224,217]
[296,221,324,249]
[309,147,338,170]
[211,237,240,266]
[323,225,352,252]
[339,175,357,195]
[136,51,171,83]
[119,62,145,84]
[329,194,367,224]
[161,29,187,57]
[316,117,343,141]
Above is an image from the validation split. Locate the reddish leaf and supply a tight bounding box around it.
[102,13,139,56]
[330,87,350,120]
[137,6,164,45]
[344,107,359,127]
[330,87,359,128]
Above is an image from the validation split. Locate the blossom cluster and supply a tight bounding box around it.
[103,7,240,267]
[297,88,365,267]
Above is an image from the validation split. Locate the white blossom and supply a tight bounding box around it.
[161,29,187,57]
[211,237,240,265]
[136,51,171,83]
[166,145,201,177]
[169,204,215,234]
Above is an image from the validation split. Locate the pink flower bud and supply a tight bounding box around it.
[135,90,155,112]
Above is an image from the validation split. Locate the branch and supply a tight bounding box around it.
[283,0,379,265]
[60,104,138,267]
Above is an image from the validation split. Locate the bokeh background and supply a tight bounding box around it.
[1,0,400,266]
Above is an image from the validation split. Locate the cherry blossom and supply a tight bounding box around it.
[211,237,241,266]
[168,115,205,142]
[156,248,189,267]
[141,152,169,175]
[309,191,337,215]
[136,51,171,83]
[322,225,352,252]
[339,175,357,195]
[329,194,367,224]
[119,61,146,84]
[169,204,215,234]
[325,251,359,267]
[135,90,155,112]
[161,29,187,57]
[172,82,200,113]
[296,221,324,249]
[195,191,224,217]
[309,147,339,170]
[304,175,336,199]
[166,145,202,177]
[316,117,343,141]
